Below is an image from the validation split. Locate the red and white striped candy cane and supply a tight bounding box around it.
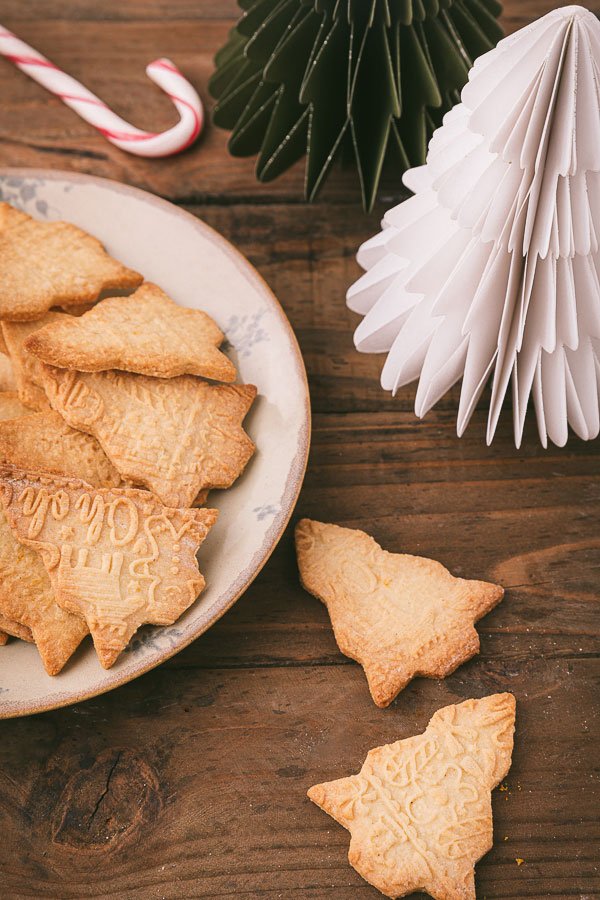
[0,25,203,157]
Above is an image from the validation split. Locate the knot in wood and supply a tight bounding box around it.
[52,747,161,851]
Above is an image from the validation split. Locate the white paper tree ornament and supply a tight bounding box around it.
[347,5,600,448]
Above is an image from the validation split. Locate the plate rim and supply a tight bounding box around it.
[0,167,311,718]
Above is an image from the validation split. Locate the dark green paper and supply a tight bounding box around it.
[210,0,504,211]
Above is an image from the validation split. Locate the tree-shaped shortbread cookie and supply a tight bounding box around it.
[296,520,503,707]
[309,693,516,899]
[41,367,257,508]
[0,470,218,668]
[0,205,142,320]
[25,283,237,382]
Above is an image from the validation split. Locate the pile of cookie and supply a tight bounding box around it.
[0,202,256,674]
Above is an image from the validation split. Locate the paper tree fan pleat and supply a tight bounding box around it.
[210,0,504,210]
[348,5,600,448]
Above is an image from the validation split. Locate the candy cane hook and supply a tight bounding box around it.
[0,25,204,157]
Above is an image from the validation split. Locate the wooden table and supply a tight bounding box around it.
[0,2,598,898]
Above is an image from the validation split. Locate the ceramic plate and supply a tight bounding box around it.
[0,169,310,718]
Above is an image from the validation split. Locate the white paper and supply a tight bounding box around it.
[347,5,600,447]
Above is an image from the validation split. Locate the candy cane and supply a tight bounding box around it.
[0,25,203,157]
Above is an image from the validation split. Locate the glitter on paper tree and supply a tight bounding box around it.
[209,0,504,211]
[348,6,600,448]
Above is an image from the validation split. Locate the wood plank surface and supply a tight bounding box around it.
[0,2,599,899]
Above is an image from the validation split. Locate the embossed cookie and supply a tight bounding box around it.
[0,469,218,668]
[25,282,237,382]
[41,367,257,508]
[2,312,71,409]
[0,506,88,674]
[308,693,516,900]
[295,520,504,708]
[0,409,123,487]
[0,209,142,320]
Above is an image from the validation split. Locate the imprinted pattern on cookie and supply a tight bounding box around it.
[42,367,256,508]
[308,693,516,900]
[0,469,218,668]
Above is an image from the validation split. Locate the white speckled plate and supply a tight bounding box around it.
[0,169,310,718]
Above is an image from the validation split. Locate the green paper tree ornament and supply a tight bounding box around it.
[210,0,504,210]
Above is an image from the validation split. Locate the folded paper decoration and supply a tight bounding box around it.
[348,5,600,447]
[209,0,504,211]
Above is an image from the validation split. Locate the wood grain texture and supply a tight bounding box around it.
[0,2,599,898]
